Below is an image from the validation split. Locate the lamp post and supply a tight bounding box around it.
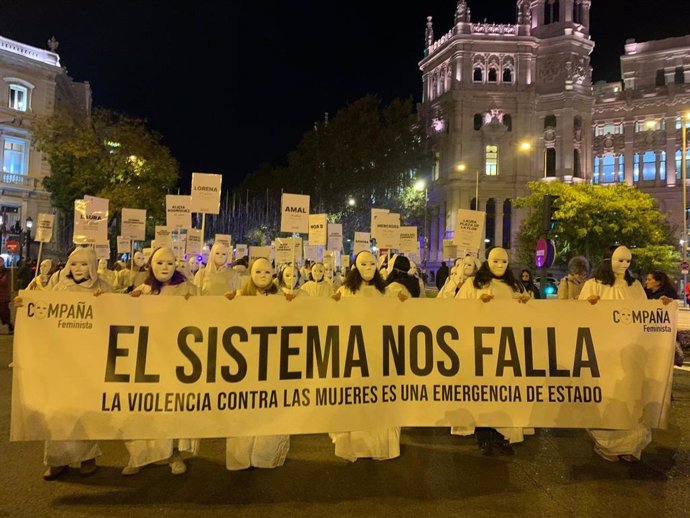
[414,179,428,263]
[455,162,479,209]
[682,113,689,302]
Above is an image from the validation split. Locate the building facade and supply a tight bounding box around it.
[0,34,91,259]
[419,0,690,262]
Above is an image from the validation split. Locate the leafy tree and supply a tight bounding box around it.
[32,107,180,227]
[239,95,433,243]
[513,182,677,272]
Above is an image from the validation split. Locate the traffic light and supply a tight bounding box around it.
[543,194,559,234]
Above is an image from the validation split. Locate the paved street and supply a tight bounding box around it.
[1,333,690,518]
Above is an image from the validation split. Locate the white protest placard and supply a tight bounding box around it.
[214,234,232,248]
[399,226,418,253]
[308,214,328,246]
[323,249,336,269]
[443,239,458,260]
[11,294,677,440]
[116,236,130,255]
[235,244,248,260]
[95,243,110,260]
[304,244,324,262]
[341,255,351,269]
[275,237,303,265]
[249,246,272,261]
[280,193,310,234]
[372,212,400,250]
[186,228,202,255]
[190,172,222,214]
[370,208,389,231]
[354,232,371,255]
[73,196,108,244]
[155,226,173,247]
[166,195,192,229]
[453,209,486,257]
[34,213,55,243]
[121,208,146,242]
[327,223,343,252]
[171,241,185,260]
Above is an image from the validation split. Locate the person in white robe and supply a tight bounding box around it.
[456,247,532,455]
[16,247,111,480]
[301,262,335,298]
[193,242,241,296]
[330,251,402,462]
[222,258,291,470]
[578,245,658,462]
[121,246,200,476]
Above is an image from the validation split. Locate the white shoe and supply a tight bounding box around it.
[121,466,141,476]
[170,460,186,475]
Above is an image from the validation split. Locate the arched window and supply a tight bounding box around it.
[546,148,556,177]
[488,68,498,83]
[544,115,557,129]
[474,113,483,131]
[485,199,496,248]
[502,199,512,249]
[473,67,483,82]
[503,67,512,83]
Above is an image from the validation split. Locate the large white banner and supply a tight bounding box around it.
[281,193,310,234]
[35,213,55,243]
[190,173,222,214]
[166,195,192,229]
[453,209,486,257]
[121,208,146,242]
[11,294,676,441]
[308,214,328,246]
[73,197,108,245]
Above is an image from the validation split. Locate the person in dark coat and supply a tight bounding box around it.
[435,261,449,290]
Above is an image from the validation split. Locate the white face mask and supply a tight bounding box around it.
[98,259,107,271]
[311,264,325,282]
[462,256,477,277]
[488,248,509,277]
[450,266,463,285]
[611,246,632,276]
[251,259,274,289]
[70,260,90,281]
[133,252,146,268]
[356,252,377,282]
[282,266,298,288]
[40,260,52,277]
[151,248,176,283]
[213,247,228,267]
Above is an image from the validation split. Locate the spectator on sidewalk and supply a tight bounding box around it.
[435,261,449,290]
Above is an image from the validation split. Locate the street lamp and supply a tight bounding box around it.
[414,179,428,263]
[347,197,356,207]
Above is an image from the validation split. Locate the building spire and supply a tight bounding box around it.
[425,16,434,48]
[47,36,59,52]
[516,1,531,25]
[455,1,471,24]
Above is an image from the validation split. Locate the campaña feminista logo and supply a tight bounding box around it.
[27,301,94,330]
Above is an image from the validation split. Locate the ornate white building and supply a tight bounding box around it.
[0,34,90,257]
[419,0,690,262]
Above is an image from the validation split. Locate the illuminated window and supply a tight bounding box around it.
[634,153,640,182]
[593,156,600,184]
[660,151,666,181]
[676,149,690,179]
[2,137,28,174]
[601,154,615,183]
[642,151,656,181]
[485,145,498,176]
[618,155,625,183]
[8,84,27,111]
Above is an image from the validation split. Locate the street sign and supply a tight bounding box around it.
[535,239,555,268]
[5,240,20,254]
[681,261,689,275]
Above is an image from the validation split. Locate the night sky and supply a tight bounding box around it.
[2,0,689,192]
